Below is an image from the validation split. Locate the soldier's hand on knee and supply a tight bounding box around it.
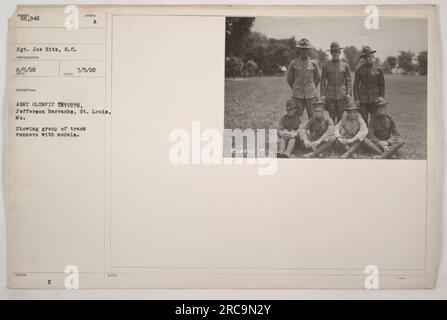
[304,140,311,148]
[379,140,389,149]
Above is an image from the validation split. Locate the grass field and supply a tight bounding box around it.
[224,74,427,159]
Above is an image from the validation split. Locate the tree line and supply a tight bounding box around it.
[225,17,428,78]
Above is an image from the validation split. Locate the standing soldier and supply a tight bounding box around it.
[298,100,336,158]
[287,38,320,120]
[365,97,405,159]
[320,42,352,123]
[353,46,385,124]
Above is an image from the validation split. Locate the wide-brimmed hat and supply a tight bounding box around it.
[296,38,313,49]
[346,100,360,111]
[327,41,344,52]
[360,46,377,58]
[375,97,389,106]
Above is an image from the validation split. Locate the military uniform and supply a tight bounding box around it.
[366,98,405,159]
[320,42,352,123]
[277,100,302,158]
[298,102,336,158]
[287,39,320,119]
[335,112,368,141]
[334,103,369,159]
[369,114,401,142]
[353,46,385,123]
[279,113,301,132]
[302,113,334,142]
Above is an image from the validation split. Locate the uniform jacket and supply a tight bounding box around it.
[300,111,335,142]
[335,112,368,141]
[353,62,385,104]
[368,113,401,142]
[279,114,302,132]
[287,57,320,99]
[320,59,352,100]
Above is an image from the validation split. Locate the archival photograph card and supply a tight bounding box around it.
[5,5,439,289]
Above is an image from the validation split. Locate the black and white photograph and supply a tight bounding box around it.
[224,17,428,159]
[1,2,444,300]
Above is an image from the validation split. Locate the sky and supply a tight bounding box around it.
[252,17,427,61]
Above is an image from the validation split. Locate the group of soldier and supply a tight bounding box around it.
[277,38,405,159]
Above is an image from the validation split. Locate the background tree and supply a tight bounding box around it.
[244,31,269,74]
[225,17,426,78]
[225,56,244,78]
[310,48,328,68]
[397,51,417,75]
[225,17,255,58]
[417,50,428,75]
[342,46,360,71]
[242,60,258,77]
[374,57,382,65]
[386,56,397,70]
[382,60,392,74]
[245,33,297,75]
[263,38,296,75]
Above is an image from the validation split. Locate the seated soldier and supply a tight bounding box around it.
[277,99,302,158]
[298,100,336,158]
[334,101,369,159]
[365,97,405,159]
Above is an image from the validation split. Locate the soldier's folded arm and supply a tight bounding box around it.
[297,128,306,141]
[319,118,335,143]
[367,120,381,144]
[390,115,400,136]
[387,115,403,143]
[291,129,299,137]
[354,117,368,141]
